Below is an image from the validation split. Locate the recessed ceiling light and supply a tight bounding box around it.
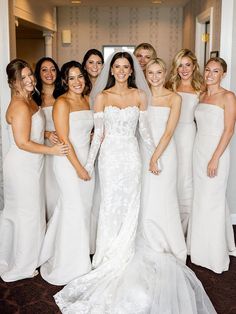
[152,0,162,3]
[71,0,81,4]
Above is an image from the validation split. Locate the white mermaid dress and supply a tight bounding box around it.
[54,106,216,314]
[39,110,95,285]
[140,106,186,262]
[42,106,59,220]
[188,103,236,273]
[0,109,45,282]
[175,92,198,235]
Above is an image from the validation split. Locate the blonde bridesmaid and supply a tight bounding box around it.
[166,49,203,235]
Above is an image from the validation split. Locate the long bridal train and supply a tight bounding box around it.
[54,226,216,314]
[54,106,216,314]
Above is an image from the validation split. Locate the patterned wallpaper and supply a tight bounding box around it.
[57,6,183,68]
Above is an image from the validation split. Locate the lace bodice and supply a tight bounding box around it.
[104,105,139,137]
[85,106,155,175]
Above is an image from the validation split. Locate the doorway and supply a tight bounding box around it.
[195,7,213,72]
[15,19,45,69]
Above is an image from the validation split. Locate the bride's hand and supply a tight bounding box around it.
[149,158,161,175]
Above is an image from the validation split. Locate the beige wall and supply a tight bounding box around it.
[183,0,222,51]
[14,0,56,31]
[57,6,183,68]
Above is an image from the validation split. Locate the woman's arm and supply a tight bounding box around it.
[84,93,105,176]
[53,98,90,181]
[207,92,236,177]
[138,90,156,154]
[149,93,181,174]
[11,101,68,156]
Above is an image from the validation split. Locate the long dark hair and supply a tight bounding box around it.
[60,60,88,96]
[33,57,63,105]
[82,49,104,95]
[105,52,137,90]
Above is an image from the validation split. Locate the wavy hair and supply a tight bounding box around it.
[33,57,63,105]
[166,48,203,93]
[6,58,35,103]
[60,60,88,96]
[82,49,104,95]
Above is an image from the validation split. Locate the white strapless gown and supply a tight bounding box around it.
[40,110,95,285]
[0,109,45,282]
[188,103,236,273]
[140,106,186,262]
[54,106,216,314]
[42,106,59,220]
[175,92,199,235]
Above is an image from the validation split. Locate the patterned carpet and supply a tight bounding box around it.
[1,228,236,314]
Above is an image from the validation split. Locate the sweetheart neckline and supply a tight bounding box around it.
[104,105,139,111]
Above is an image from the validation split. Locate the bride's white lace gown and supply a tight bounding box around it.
[54,106,216,314]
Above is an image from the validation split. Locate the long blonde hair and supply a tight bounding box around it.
[166,48,203,93]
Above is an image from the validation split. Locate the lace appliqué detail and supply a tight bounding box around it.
[85,112,104,176]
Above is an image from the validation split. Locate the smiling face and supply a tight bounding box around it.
[177,56,195,81]
[17,67,35,94]
[111,57,132,83]
[146,63,166,88]
[204,61,225,86]
[85,54,103,79]
[67,66,85,94]
[40,60,57,85]
[135,49,153,70]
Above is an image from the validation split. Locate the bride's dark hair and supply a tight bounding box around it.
[104,52,137,90]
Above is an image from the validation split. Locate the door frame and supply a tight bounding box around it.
[195,7,214,71]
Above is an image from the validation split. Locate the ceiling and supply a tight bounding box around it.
[49,0,190,7]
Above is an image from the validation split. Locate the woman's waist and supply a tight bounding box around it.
[177,118,196,125]
[196,129,223,137]
[5,146,44,162]
[105,133,136,139]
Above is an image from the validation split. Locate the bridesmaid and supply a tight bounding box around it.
[34,57,63,220]
[82,49,104,95]
[40,61,95,285]
[188,57,236,273]
[134,42,157,72]
[166,49,203,235]
[82,49,104,254]
[0,59,68,282]
[140,58,186,262]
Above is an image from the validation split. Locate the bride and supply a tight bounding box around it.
[54,52,216,314]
